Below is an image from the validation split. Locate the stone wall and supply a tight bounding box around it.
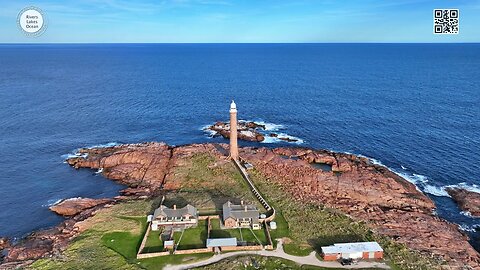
[221,245,262,252]
[137,251,170,259]
[173,248,211,255]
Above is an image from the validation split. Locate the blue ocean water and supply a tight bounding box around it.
[0,44,479,246]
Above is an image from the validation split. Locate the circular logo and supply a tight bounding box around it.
[17,7,46,36]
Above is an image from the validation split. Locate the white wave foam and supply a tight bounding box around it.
[42,198,63,207]
[445,182,480,194]
[201,125,218,137]
[261,133,304,144]
[394,171,429,185]
[356,154,385,166]
[85,142,120,149]
[401,165,407,170]
[61,152,88,159]
[458,224,480,232]
[423,185,450,197]
[252,121,284,131]
[460,211,474,218]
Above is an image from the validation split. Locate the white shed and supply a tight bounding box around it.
[270,221,277,229]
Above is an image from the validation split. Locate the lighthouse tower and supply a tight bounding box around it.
[229,100,239,160]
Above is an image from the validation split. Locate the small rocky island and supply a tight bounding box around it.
[1,142,480,269]
[206,121,299,143]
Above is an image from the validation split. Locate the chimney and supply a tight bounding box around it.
[228,201,231,207]
[244,205,247,212]
[240,200,244,205]
[173,205,176,210]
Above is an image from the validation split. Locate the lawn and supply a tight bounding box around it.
[208,218,267,246]
[142,228,164,253]
[174,220,208,250]
[28,200,214,270]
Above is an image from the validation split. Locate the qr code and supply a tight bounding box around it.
[434,9,459,34]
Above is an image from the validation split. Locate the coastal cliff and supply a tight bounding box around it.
[1,142,479,269]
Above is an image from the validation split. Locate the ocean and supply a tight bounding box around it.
[0,43,479,247]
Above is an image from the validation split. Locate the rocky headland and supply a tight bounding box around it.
[446,187,480,217]
[49,198,114,216]
[1,142,479,269]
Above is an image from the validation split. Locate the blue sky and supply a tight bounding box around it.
[0,0,479,43]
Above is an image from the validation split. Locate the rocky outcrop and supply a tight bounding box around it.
[207,121,265,142]
[446,187,480,217]
[67,142,172,192]
[3,204,104,265]
[2,142,480,269]
[49,198,113,216]
[240,147,480,269]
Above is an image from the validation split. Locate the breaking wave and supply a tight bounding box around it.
[42,198,63,207]
[261,133,305,144]
[61,142,120,161]
[458,224,480,232]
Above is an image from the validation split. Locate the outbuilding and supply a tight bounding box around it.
[321,242,383,261]
[206,238,237,252]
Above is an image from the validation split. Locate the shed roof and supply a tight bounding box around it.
[153,204,197,219]
[164,240,174,246]
[206,238,237,247]
[321,242,383,254]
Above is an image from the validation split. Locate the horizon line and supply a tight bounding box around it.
[1,42,479,45]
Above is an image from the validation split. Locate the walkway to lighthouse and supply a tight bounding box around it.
[232,158,275,222]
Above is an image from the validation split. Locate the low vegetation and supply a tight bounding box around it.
[249,169,445,270]
[28,200,213,270]
[28,151,444,270]
[167,153,265,211]
[196,255,379,270]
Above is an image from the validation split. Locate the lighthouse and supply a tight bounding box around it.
[229,100,239,160]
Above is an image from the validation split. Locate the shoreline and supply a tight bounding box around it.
[1,142,479,269]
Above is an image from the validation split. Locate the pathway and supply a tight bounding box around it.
[164,239,391,270]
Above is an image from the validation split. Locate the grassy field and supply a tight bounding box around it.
[27,150,446,270]
[208,218,268,246]
[249,169,446,270]
[142,228,164,253]
[166,153,265,211]
[173,220,208,250]
[28,200,213,270]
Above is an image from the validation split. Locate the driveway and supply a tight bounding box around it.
[164,239,391,270]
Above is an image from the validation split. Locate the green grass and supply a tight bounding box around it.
[138,253,214,270]
[174,220,208,250]
[29,200,152,270]
[249,169,446,270]
[207,219,267,246]
[102,231,141,260]
[142,229,164,253]
[168,153,265,211]
[28,200,214,270]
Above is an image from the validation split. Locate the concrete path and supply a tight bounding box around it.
[164,239,390,270]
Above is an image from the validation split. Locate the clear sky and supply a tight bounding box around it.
[0,0,479,43]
